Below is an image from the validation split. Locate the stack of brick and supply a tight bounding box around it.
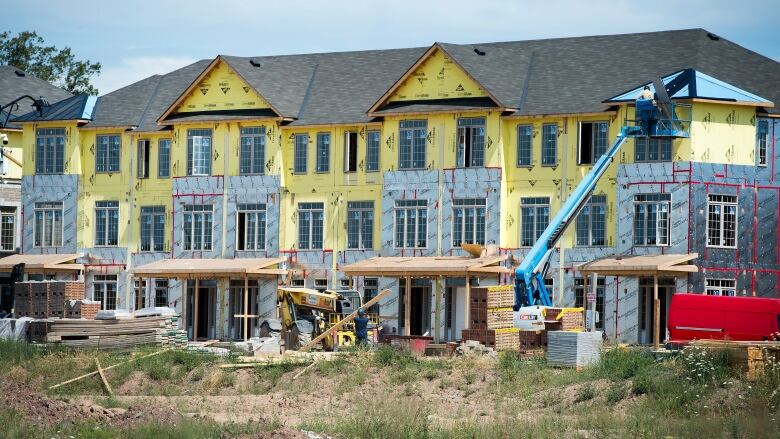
[14,281,86,319]
[65,300,101,319]
[544,307,585,332]
[26,319,52,343]
[461,285,522,351]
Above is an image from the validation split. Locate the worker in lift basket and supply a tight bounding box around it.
[636,85,657,135]
[355,308,369,346]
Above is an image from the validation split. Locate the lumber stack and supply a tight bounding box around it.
[14,281,86,319]
[43,315,185,350]
[690,339,780,380]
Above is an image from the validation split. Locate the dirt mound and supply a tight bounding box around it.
[116,370,150,395]
[0,380,183,429]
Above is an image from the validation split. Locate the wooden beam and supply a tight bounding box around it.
[465,275,471,330]
[404,276,411,336]
[243,275,249,342]
[299,289,391,352]
[194,277,200,341]
[583,273,589,331]
[434,276,441,343]
[653,275,660,350]
[95,358,113,395]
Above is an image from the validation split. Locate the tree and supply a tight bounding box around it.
[0,31,101,95]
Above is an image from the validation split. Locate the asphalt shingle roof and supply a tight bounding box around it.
[76,28,780,131]
[0,65,72,128]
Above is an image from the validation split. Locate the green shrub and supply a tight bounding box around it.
[606,383,627,405]
[574,383,596,402]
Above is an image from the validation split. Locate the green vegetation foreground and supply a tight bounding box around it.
[0,340,778,438]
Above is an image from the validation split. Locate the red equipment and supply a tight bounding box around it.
[668,293,780,343]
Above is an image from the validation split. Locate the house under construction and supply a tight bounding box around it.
[4,28,780,344]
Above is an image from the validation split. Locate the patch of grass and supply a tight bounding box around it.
[594,347,657,380]
[605,383,627,405]
[317,357,349,376]
[251,361,298,394]
[541,392,562,408]
[0,405,283,439]
[574,383,596,403]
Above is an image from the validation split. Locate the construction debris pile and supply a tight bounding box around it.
[461,285,585,353]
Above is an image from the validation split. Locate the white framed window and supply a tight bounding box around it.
[140,206,165,252]
[236,203,266,251]
[516,124,532,167]
[34,202,63,247]
[452,198,486,247]
[290,278,305,287]
[575,277,605,330]
[707,194,737,248]
[344,131,358,172]
[187,129,212,176]
[576,195,606,246]
[35,128,65,174]
[158,139,171,178]
[340,278,352,289]
[183,204,213,251]
[633,193,670,246]
[520,197,549,247]
[635,137,672,162]
[399,120,426,170]
[155,279,169,307]
[134,279,147,310]
[239,127,265,175]
[298,202,324,250]
[394,199,427,249]
[705,278,736,296]
[137,139,150,179]
[316,132,330,173]
[294,134,308,173]
[0,206,15,251]
[95,201,119,247]
[347,201,373,250]
[757,120,768,167]
[541,124,557,166]
[364,278,379,314]
[94,274,118,310]
[456,117,485,168]
[578,121,608,165]
[95,134,121,173]
[366,130,380,172]
[314,278,328,292]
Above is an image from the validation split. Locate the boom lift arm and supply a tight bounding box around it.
[513,125,641,310]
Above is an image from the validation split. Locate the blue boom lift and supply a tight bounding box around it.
[512,74,692,329]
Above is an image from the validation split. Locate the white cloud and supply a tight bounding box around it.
[93,56,199,95]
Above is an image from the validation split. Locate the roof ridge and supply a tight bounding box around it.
[295,63,319,120]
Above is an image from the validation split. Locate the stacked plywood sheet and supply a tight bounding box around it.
[44,315,174,350]
[547,331,603,368]
[14,281,86,319]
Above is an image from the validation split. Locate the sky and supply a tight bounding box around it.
[3,0,779,95]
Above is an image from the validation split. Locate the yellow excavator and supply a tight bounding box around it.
[259,287,378,350]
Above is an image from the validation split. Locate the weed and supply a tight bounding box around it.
[606,383,627,405]
[595,347,656,380]
[541,392,562,408]
[574,383,595,403]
